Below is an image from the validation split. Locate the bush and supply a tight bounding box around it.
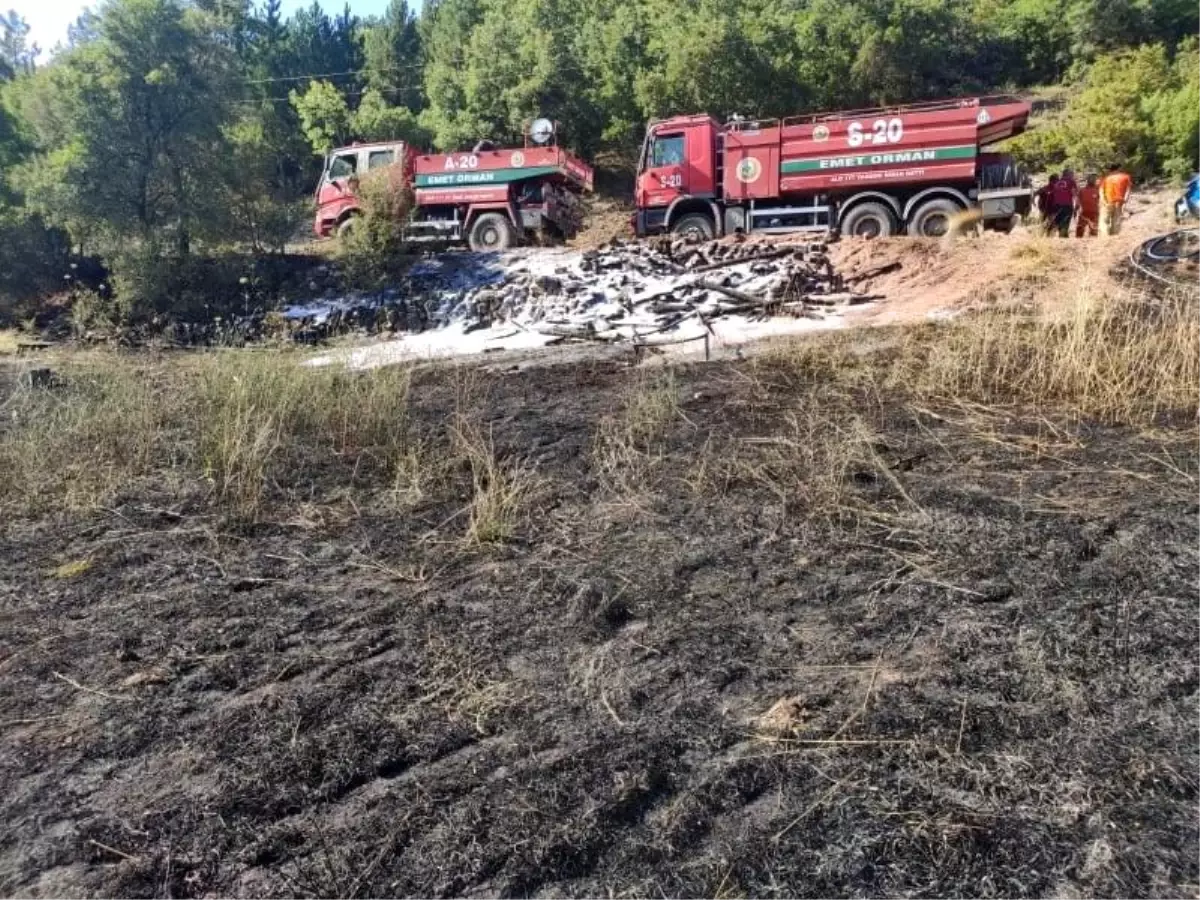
[337,166,413,287]
[1011,40,1199,179]
[107,244,262,325]
[0,206,70,324]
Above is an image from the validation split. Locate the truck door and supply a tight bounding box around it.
[636,131,686,209]
[317,149,360,210]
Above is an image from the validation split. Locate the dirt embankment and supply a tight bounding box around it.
[0,345,1196,898]
[825,186,1182,325]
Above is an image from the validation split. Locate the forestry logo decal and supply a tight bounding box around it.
[510,151,525,167]
[813,125,830,142]
[735,157,763,184]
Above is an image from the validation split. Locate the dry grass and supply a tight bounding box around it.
[2,269,1192,527]
[51,557,94,579]
[390,440,434,507]
[0,351,414,519]
[404,637,520,735]
[451,415,537,545]
[196,355,412,518]
[0,360,164,510]
[1007,234,1060,273]
[895,283,1198,423]
[0,347,547,543]
[733,399,892,525]
[592,371,683,488]
[763,276,1198,427]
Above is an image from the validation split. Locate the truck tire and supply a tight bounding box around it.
[337,214,359,240]
[671,213,715,242]
[468,213,516,253]
[840,202,896,238]
[908,198,964,238]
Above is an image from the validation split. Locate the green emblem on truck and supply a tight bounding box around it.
[736,157,763,184]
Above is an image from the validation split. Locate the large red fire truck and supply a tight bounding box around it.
[314,119,594,251]
[632,95,1033,240]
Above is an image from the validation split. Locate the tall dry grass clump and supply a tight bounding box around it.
[763,273,1197,426]
[895,279,1198,423]
[724,378,919,526]
[195,355,299,516]
[195,354,412,518]
[0,352,415,520]
[0,359,166,512]
[592,371,682,487]
[450,414,536,545]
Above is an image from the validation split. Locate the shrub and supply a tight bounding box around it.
[338,166,413,288]
[0,206,70,324]
[1011,40,1199,179]
[107,245,271,325]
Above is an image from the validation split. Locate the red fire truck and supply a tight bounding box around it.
[314,120,594,251]
[632,96,1033,240]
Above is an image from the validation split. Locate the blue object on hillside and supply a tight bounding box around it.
[1177,175,1200,221]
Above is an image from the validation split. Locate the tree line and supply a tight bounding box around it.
[0,0,1195,322]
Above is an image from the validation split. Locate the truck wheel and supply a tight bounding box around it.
[468,213,516,252]
[671,213,715,242]
[337,215,359,240]
[908,198,964,238]
[840,202,896,238]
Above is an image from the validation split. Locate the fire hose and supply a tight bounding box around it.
[1128,229,1199,287]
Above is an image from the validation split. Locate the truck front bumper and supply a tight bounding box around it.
[634,208,669,238]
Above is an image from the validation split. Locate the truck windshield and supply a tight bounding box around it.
[651,134,684,167]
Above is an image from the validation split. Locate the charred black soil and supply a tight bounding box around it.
[1,350,1197,898]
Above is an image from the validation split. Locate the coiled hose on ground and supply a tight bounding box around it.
[1128,229,1199,287]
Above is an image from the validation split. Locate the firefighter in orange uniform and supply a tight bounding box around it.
[1075,174,1100,237]
[1100,164,1132,236]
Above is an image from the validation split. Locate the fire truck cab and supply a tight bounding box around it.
[314,141,409,239]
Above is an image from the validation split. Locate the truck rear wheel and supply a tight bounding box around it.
[840,202,896,238]
[468,213,516,253]
[908,198,965,238]
[671,213,715,242]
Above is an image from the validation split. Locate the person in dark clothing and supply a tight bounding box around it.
[1036,176,1058,235]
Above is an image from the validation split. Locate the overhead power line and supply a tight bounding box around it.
[229,85,412,104]
[241,62,423,85]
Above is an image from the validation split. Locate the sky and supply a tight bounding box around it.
[11,0,399,59]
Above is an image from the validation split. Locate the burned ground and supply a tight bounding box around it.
[0,344,1197,898]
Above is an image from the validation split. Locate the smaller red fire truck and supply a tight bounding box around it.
[313,118,594,252]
